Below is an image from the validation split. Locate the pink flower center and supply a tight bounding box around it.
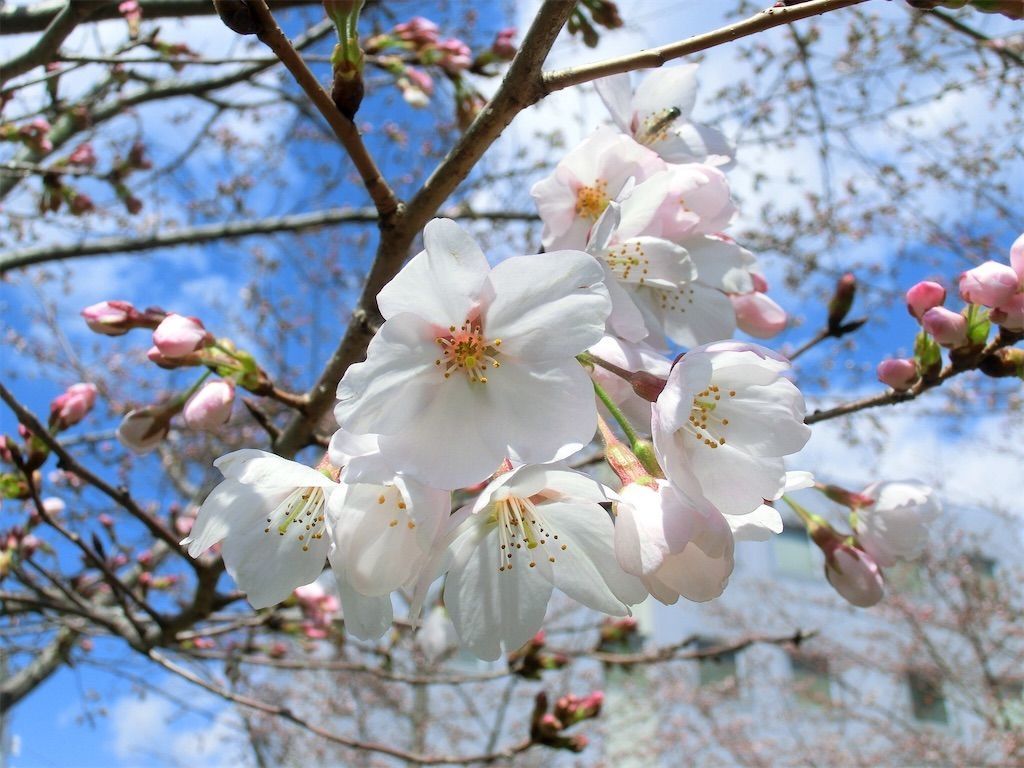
[575,179,610,221]
[435,319,502,384]
[603,240,651,284]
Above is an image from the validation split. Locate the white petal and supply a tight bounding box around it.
[630,280,737,349]
[594,73,634,132]
[548,500,648,609]
[445,526,553,661]
[215,450,335,489]
[334,313,441,436]
[655,121,735,168]
[650,538,733,602]
[335,571,394,640]
[686,236,756,294]
[377,376,506,490]
[183,479,264,557]
[484,360,597,468]
[603,236,695,287]
[632,64,698,125]
[602,261,650,342]
[727,504,783,542]
[376,218,489,326]
[484,251,610,361]
[712,379,810,457]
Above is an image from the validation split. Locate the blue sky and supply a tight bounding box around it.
[3,2,1023,765]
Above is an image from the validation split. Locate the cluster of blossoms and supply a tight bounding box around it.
[79,300,279,451]
[362,16,516,121]
[179,66,940,660]
[877,232,1024,391]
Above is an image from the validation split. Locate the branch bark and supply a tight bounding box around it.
[0,1,97,86]
[0,208,539,274]
[0,626,77,711]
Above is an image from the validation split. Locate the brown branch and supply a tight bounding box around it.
[805,332,1021,424]
[0,380,185,555]
[923,7,1024,69]
[0,208,539,274]
[541,0,869,94]
[558,629,814,666]
[0,1,97,86]
[146,648,536,765]
[0,626,78,710]
[0,0,321,36]
[246,0,399,220]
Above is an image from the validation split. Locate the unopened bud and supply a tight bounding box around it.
[49,382,98,431]
[818,483,874,509]
[731,291,788,338]
[959,261,1019,308]
[116,404,178,454]
[906,280,946,320]
[183,379,235,430]
[212,0,261,34]
[990,294,1024,332]
[629,371,667,402]
[152,314,210,358]
[921,306,968,348]
[876,358,919,392]
[827,273,857,334]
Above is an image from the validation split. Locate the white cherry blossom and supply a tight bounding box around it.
[613,479,734,603]
[420,464,646,661]
[653,342,811,516]
[855,480,941,566]
[181,450,336,609]
[335,218,611,490]
[595,64,734,167]
[530,126,665,251]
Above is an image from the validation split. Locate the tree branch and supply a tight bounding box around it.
[0,208,539,274]
[246,0,399,219]
[0,1,97,86]
[0,626,78,710]
[541,0,868,94]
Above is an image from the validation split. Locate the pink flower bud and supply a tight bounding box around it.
[183,380,234,430]
[750,272,769,293]
[959,261,1020,308]
[393,17,439,46]
[876,358,919,391]
[116,406,174,454]
[152,314,209,358]
[99,513,114,527]
[991,293,1024,332]
[491,27,517,60]
[69,193,95,216]
[905,281,946,320]
[49,382,98,430]
[435,38,472,73]
[404,66,433,95]
[921,306,968,348]
[730,291,787,338]
[67,142,97,168]
[824,544,884,608]
[81,300,136,336]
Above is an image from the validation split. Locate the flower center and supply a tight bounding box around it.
[575,179,610,221]
[636,106,682,145]
[265,486,327,552]
[376,485,417,531]
[602,240,650,284]
[683,384,737,450]
[435,319,501,384]
[491,496,567,573]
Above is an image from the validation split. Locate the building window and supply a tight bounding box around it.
[908,671,948,724]
[773,525,815,578]
[997,680,1024,727]
[790,654,832,707]
[696,638,739,696]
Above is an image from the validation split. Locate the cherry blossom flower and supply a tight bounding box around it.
[181,450,336,608]
[652,342,811,516]
[623,165,736,243]
[854,480,941,567]
[613,479,734,603]
[417,464,646,660]
[595,64,734,167]
[530,127,664,251]
[335,219,611,490]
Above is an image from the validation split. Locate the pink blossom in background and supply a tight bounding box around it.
[49,383,98,430]
[183,379,234,430]
[876,358,919,391]
[152,313,209,358]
